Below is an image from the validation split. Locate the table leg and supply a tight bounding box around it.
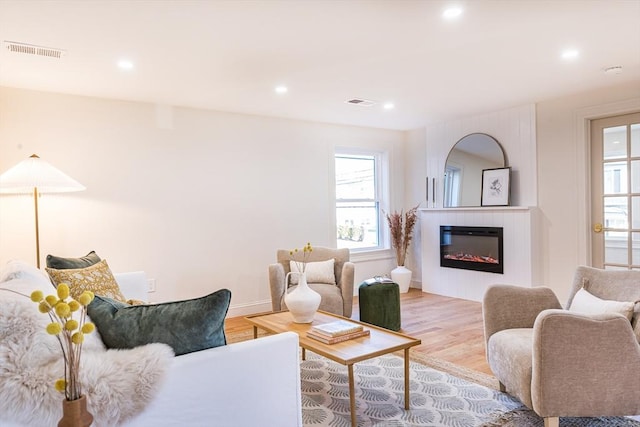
[404,348,410,410]
[302,347,306,361]
[252,326,258,339]
[348,364,356,427]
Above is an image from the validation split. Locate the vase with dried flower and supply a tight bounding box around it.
[30,283,96,427]
[385,205,419,293]
[284,242,321,323]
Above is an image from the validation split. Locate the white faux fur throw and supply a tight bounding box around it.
[0,297,174,427]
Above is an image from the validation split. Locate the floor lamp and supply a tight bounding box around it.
[0,154,85,268]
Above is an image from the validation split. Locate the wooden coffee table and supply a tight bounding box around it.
[244,310,421,427]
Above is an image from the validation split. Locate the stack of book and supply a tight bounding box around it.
[362,276,395,285]
[307,320,370,344]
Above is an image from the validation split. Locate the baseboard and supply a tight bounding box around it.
[227,299,272,318]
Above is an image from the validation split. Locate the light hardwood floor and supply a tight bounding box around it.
[225,288,493,375]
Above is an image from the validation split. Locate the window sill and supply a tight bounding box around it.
[349,248,394,263]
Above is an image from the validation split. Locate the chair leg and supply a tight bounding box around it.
[544,417,559,427]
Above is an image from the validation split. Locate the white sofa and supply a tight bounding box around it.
[0,264,303,427]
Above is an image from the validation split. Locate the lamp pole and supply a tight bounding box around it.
[33,186,41,268]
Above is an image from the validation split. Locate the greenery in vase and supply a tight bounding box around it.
[289,242,313,274]
[30,283,95,401]
[385,205,419,267]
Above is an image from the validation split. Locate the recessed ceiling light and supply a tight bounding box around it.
[443,7,463,19]
[275,85,288,94]
[561,49,579,60]
[383,103,395,110]
[117,59,134,70]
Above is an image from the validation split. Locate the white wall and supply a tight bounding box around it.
[536,81,640,302]
[0,87,404,315]
[404,127,427,287]
[4,82,638,313]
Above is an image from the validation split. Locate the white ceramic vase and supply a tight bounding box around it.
[284,272,321,323]
[391,266,412,293]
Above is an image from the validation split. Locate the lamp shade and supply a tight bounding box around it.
[0,154,85,194]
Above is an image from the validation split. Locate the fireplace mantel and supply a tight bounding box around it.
[420,207,541,302]
[419,206,532,212]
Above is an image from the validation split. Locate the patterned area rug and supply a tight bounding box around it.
[227,330,640,426]
[300,351,519,426]
[479,408,640,427]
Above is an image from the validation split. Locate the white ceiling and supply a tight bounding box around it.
[1,0,639,131]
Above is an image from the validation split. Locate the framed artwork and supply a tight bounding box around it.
[481,167,511,206]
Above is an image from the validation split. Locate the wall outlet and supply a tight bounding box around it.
[148,278,156,293]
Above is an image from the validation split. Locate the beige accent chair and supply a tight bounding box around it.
[483,266,640,427]
[269,247,355,318]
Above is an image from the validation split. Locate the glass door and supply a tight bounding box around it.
[591,112,640,269]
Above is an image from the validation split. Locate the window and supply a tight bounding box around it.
[335,150,386,251]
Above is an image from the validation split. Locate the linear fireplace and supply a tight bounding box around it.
[440,226,504,274]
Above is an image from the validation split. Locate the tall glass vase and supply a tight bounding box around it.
[284,272,321,323]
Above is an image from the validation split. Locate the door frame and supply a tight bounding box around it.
[575,98,640,267]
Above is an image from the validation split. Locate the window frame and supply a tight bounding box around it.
[334,147,389,253]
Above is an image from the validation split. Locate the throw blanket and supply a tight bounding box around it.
[0,296,173,427]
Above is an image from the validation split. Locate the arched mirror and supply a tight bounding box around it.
[443,133,505,207]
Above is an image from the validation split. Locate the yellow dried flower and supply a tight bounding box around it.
[45,295,58,306]
[30,290,44,302]
[289,242,314,273]
[46,322,62,335]
[68,300,81,312]
[78,291,93,306]
[71,332,84,345]
[38,301,51,313]
[54,379,66,393]
[81,322,95,334]
[65,319,79,331]
[31,286,95,400]
[57,283,70,300]
[55,302,71,318]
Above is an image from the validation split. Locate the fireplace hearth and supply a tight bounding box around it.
[440,226,503,274]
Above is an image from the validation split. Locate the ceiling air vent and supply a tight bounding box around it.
[4,41,66,59]
[345,98,376,107]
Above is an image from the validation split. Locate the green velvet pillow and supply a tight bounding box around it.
[87,289,231,356]
[46,251,101,269]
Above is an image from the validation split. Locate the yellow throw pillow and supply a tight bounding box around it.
[46,259,126,303]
